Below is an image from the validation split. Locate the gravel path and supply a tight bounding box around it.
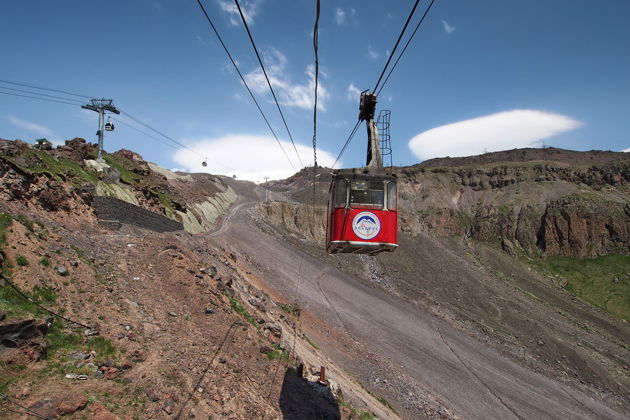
[205,195,628,419]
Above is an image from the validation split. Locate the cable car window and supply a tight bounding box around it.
[387,181,397,210]
[333,179,347,208]
[350,180,384,207]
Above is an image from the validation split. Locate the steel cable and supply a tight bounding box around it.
[312,0,321,170]
[0,86,84,104]
[372,0,421,93]
[234,0,304,168]
[1,273,93,329]
[376,0,438,96]
[0,90,80,107]
[0,79,93,99]
[195,0,296,170]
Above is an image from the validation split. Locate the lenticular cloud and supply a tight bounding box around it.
[408,110,582,161]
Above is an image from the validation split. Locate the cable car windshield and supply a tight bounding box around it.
[350,180,384,208]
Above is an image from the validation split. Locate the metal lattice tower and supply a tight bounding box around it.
[81,99,120,160]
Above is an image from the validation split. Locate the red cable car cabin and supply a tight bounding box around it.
[326,169,398,254]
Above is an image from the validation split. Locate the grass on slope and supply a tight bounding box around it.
[533,254,630,321]
[4,149,99,187]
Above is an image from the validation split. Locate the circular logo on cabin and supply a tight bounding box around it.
[352,211,381,240]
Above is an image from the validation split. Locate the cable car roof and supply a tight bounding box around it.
[331,167,397,181]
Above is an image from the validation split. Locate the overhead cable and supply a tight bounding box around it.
[0,90,80,106]
[332,119,362,169]
[119,110,199,155]
[0,86,84,103]
[377,0,438,96]
[372,0,421,93]
[334,0,437,166]
[195,0,296,170]
[112,116,238,172]
[234,0,304,168]
[312,0,320,169]
[0,78,93,99]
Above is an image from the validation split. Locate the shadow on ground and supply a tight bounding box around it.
[279,367,340,420]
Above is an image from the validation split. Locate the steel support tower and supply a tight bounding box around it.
[82,99,120,160]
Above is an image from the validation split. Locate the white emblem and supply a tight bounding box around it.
[352,211,381,240]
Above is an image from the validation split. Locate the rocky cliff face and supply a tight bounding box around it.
[259,202,326,244]
[0,138,236,234]
[270,149,630,258]
[397,152,630,258]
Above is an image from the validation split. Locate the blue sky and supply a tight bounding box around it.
[1,0,629,181]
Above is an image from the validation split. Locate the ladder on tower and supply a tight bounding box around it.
[377,110,392,168]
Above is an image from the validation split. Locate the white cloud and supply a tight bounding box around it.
[408,110,582,161]
[216,0,261,26]
[335,8,346,25]
[244,48,329,110]
[7,115,53,137]
[346,83,362,101]
[173,134,341,182]
[7,115,65,146]
[622,147,630,152]
[442,20,455,34]
[367,46,379,60]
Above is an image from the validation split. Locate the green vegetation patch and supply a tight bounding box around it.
[14,214,34,232]
[15,255,29,266]
[4,148,99,187]
[102,154,140,185]
[337,399,376,420]
[280,303,299,315]
[263,346,290,361]
[229,296,258,328]
[0,212,12,248]
[32,285,57,305]
[39,256,51,267]
[156,191,176,218]
[304,334,319,350]
[534,254,630,321]
[70,244,88,263]
[357,381,398,415]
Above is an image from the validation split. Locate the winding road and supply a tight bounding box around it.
[206,189,627,419]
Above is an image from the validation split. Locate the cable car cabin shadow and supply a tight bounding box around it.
[279,367,340,420]
[326,167,398,255]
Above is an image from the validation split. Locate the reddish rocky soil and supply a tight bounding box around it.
[0,175,393,419]
[2,141,629,420]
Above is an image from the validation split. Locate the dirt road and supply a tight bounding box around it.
[206,195,627,419]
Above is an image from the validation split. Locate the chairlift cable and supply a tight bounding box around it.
[0,90,80,107]
[195,0,296,171]
[0,78,93,99]
[0,86,84,103]
[234,0,304,168]
[118,110,199,155]
[112,116,238,172]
